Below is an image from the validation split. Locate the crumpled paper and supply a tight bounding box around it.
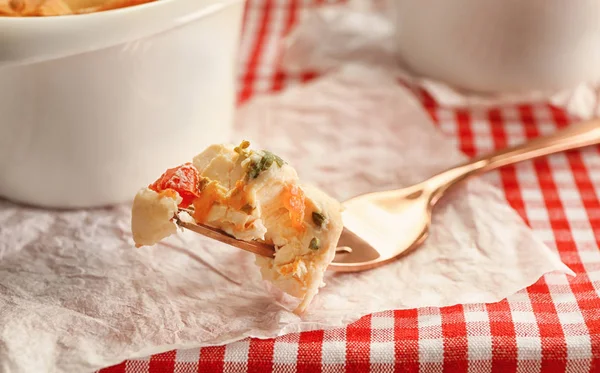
[0,65,573,372]
[281,0,600,120]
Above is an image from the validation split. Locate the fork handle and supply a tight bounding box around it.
[427,119,600,203]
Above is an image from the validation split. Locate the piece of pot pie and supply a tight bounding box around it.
[131,141,343,313]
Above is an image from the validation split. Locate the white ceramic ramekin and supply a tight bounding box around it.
[393,0,600,94]
[0,0,244,208]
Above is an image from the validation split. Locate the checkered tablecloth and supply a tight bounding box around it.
[99,1,600,372]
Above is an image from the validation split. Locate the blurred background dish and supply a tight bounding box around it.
[393,0,600,93]
[0,0,157,16]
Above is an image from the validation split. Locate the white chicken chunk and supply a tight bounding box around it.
[131,188,181,247]
[255,184,343,313]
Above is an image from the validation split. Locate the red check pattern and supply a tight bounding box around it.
[100,1,600,372]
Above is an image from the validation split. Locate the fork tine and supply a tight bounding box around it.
[174,217,275,258]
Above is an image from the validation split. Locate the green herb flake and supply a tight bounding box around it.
[309,237,320,251]
[312,211,326,228]
[247,151,279,179]
[264,150,285,167]
[260,152,274,170]
[247,164,259,179]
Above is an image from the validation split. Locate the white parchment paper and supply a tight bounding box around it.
[0,66,573,372]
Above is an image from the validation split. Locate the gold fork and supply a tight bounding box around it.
[174,215,276,258]
[176,119,600,273]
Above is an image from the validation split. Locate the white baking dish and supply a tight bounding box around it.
[0,0,244,208]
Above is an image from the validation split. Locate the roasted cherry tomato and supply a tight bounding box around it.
[149,163,200,208]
